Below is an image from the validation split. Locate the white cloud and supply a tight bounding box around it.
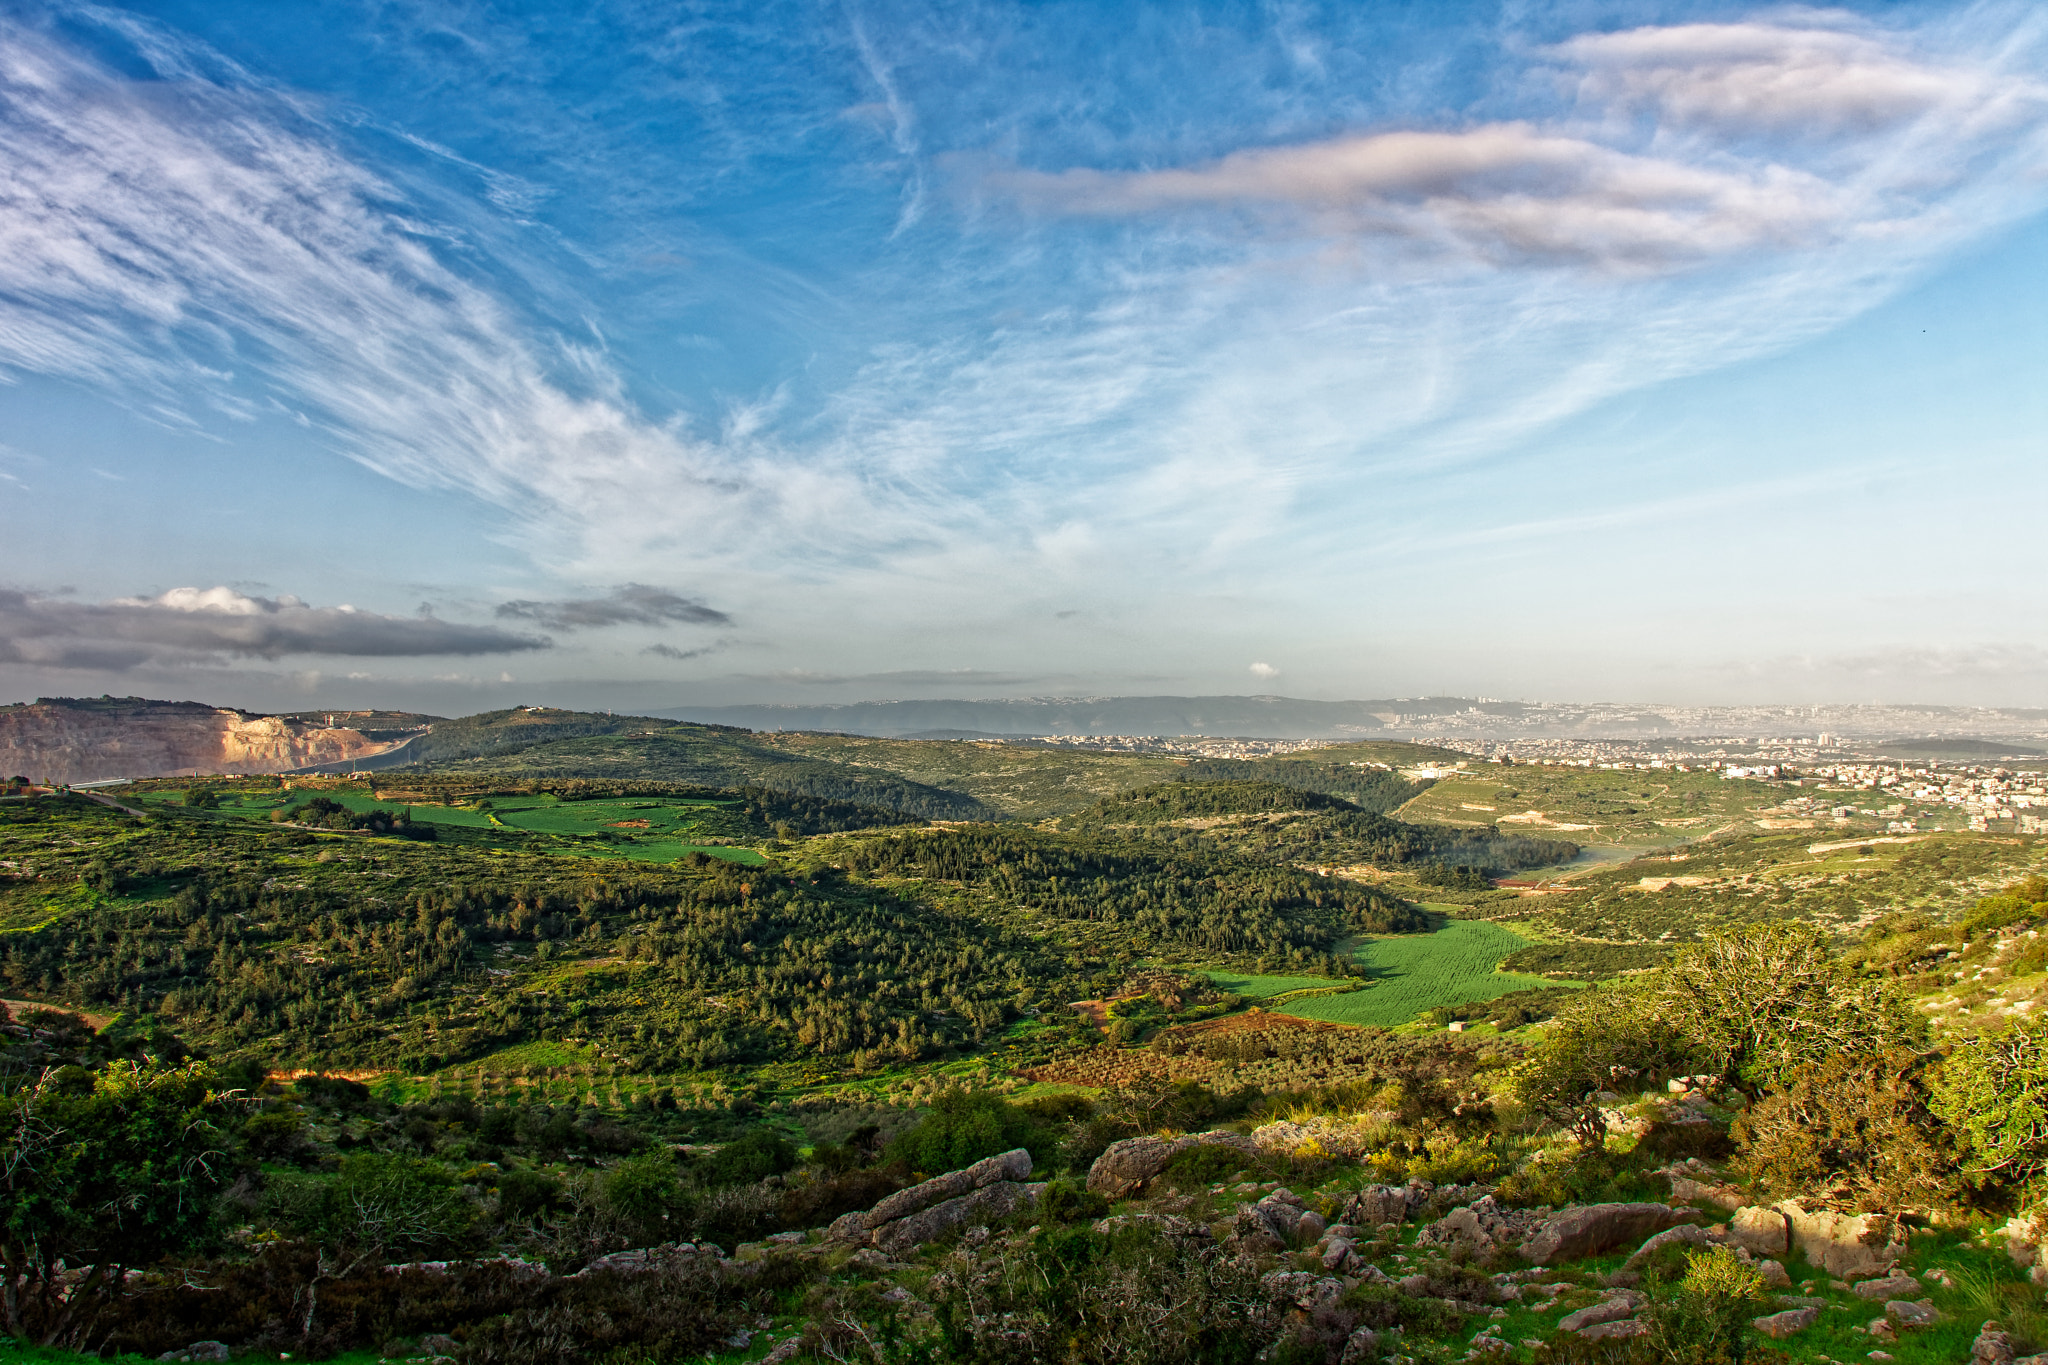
[1249,661,1280,680]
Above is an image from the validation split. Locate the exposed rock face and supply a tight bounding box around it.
[1084,1130,1258,1198]
[0,697,416,784]
[824,1148,1043,1253]
[1520,1204,1691,1264]
[864,1148,1032,1228]
[871,1180,1043,1255]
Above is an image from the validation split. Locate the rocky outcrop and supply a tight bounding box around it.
[1622,1222,1711,1269]
[1084,1130,1258,1198]
[872,1180,1042,1255]
[1520,1204,1692,1264]
[0,697,415,784]
[826,1149,1041,1252]
[1852,1274,1922,1301]
[1416,1196,1542,1257]
[1975,1322,2019,1365]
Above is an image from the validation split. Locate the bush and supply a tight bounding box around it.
[1037,1178,1110,1223]
[1640,1245,1769,1365]
[698,1126,797,1187]
[927,1221,1280,1364]
[1512,988,1693,1150]
[1934,1018,2048,1192]
[888,1089,1043,1174]
[1735,1048,1960,1210]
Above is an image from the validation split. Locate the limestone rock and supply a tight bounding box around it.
[871,1180,1043,1255]
[1884,1300,1938,1328]
[157,1344,230,1363]
[1728,1206,1794,1258]
[1340,1328,1381,1364]
[1779,1202,1906,1278]
[1521,1203,1690,1264]
[1756,1259,1792,1289]
[1559,1293,1645,1334]
[867,1148,1032,1228]
[1084,1130,1257,1199]
[1974,1322,2019,1365]
[1668,1175,1746,1211]
[1852,1275,1922,1301]
[1419,1195,1542,1256]
[1578,1320,1647,1341]
[1263,1270,1347,1311]
[1624,1222,1711,1269]
[1752,1307,1820,1339]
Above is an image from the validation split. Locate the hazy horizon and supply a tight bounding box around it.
[9,1,2048,714]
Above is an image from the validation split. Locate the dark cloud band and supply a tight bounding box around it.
[0,587,548,669]
[497,584,731,631]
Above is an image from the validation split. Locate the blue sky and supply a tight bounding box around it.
[2,0,2046,715]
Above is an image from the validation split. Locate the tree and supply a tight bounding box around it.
[1933,1019,2048,1189]
[1512,987,1693,1150]
[0,1061,234,1345]
[1735,1048,1959,1210]
[1651,923,1920,1093]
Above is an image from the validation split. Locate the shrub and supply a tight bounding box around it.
[888,1089,1043,1174]
[1639,1245,1768,1365]
[698,1126,797,1186]
[1512,988,1693,1150]
[1934,1019,2048,1192]
[1037,1178,1110,1223]
[926,1221,1279,1364]
[1734,1048,1960,1210]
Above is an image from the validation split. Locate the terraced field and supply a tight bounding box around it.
[1392,765,1782,850]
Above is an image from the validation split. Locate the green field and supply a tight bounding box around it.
[137,788,765,865]
[1227,920,1560,1027]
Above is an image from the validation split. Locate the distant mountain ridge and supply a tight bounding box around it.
[652,694,1415,738]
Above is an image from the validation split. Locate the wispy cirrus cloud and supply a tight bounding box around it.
[0,587,546,670]
[2,0,2047,655]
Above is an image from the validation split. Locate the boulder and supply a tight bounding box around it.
[1624,1222,1712,1269]
[418,1336,459,1359]
[1852,1274,1922,1301]
[1975,1322,2019,1365]
[1884,1300,1938,1328]
[871,1180,1043,1255]
[1339,1182,1428,1228]
[867,1148,1033,1227]
[1521,1204,1691,1264]
[1578,1320,1647,1341]
[1255,1191,1307,1242]
[1263,1270,1347,1311]
[1727,1206,1793,1258]
[1084,1131,1257,1199]
[1779,1202,1906,1278]
[1752,1307,1819,1339]
[156,1344,230,1363]
[2013,1355,2048,1365]
[1322,1238,1360,1273]
[1559,1293,1645,1334]
[1419,1195,1542,1256]
[1296,1210,1328,1245]
[1668,1175,1746,1211]
[1756,1260,1792,1289]
[1340,1328,1381,1364]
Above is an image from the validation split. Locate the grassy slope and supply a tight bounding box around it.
[752,734,1185,819]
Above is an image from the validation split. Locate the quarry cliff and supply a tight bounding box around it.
[0,697,424,784]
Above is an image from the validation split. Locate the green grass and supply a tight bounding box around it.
[1290,920,1559,1027]
[1203,971,1352,998]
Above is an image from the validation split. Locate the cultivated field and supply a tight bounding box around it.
[1391,765,1782,850]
